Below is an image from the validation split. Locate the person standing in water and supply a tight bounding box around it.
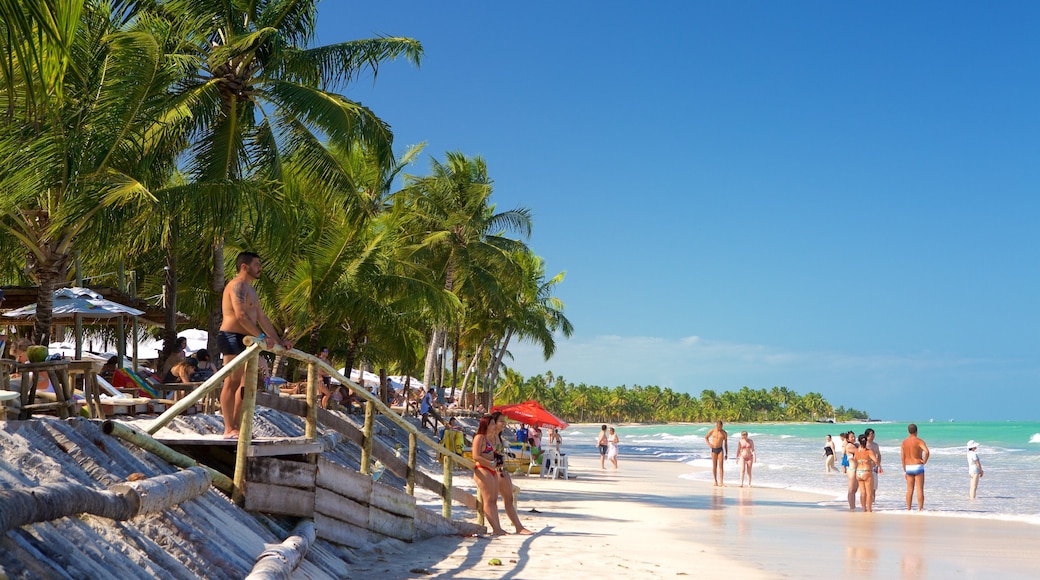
[967,440,984,499]
[736,431,756,487]
[900,423,930,511]
[705,421,729,486]
[854,433,880,512]
[823,434,837,473]
[865,427,882,493]
[844,432,860,510]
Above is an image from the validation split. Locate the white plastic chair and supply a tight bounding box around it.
[526,446,543,476]
[545,449,569,480]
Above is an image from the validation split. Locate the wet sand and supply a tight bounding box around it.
[351,451,1040,579]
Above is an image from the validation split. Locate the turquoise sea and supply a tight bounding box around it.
[565,421,1040,524]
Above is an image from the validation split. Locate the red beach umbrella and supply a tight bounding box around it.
[492,400,569,430]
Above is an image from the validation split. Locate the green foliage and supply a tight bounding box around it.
[495,372,867,423]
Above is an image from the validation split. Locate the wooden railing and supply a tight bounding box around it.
[145,338,478,519]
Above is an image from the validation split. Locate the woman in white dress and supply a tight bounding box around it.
[607,427,619,469]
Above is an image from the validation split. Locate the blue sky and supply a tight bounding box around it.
[320,2,1040,421]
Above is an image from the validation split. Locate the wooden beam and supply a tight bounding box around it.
[370,481,416,519]
[368,505,414,542]
[246,457,317,489]
[242,482,314,517]
[316,457,372,504]
[314,487,368,528]
[314,512,375,548]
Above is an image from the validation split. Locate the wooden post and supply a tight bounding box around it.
[232,353,259,505]
[406,433,417,495]
[116,261,126,364]
[442,456,452,519]
[305,361,318,441]
[360,400,375,475]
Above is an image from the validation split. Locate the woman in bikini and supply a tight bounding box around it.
[489,412,532,535]
[736,431,756,487]
[845,432,860,510]
[854,433,880,512]
[472,414,507,535]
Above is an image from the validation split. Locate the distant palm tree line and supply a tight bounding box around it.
[0,1,572,404]
[492,369,870,423]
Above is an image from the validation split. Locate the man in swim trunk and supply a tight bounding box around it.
[596,425,608,469]
[218,252,294,438]
[900,423,930,511]
[705,420,728,486]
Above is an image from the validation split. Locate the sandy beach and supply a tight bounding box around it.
[353,449,1040,579]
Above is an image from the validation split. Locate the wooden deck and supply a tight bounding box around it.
[151,433,324,457]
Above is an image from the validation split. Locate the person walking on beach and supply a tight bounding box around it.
[900,423,930,511]
[471,414,507,535]
[736,431,756,487]
[705,421,728,486]
[865,428,882,493]
[596,425,609,469]
[823,434,836,473]
[844,432,859,509]
[967,440,984,499]
[218,251,293,439]
[607,427,620,469]
[550,427,563,453]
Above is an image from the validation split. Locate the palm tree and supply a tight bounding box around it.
[700,389,721,419]
[0,2,187,343]
[398,151,532,390]
[483,251,573,395]
[0,0,78,122]
[154,0,423,351]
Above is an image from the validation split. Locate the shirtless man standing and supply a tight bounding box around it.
[705,421,729,486]
[218,252,293,438]
[900,423,930,511]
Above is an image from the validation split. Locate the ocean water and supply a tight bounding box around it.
[565,421,1040,525]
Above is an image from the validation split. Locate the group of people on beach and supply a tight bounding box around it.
[823,423,984,512]
[705,421,757,487]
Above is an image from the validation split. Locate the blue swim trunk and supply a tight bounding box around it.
[905,463,925,476]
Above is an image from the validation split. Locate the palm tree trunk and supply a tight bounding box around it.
[29,249,71,345]
[460,337,487,408]
[424,262,455,388]
[451,327,459,400]
[422,329,444,388]
[159,219,179,373]
[207,238,224,359]
[486,329,513,388]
